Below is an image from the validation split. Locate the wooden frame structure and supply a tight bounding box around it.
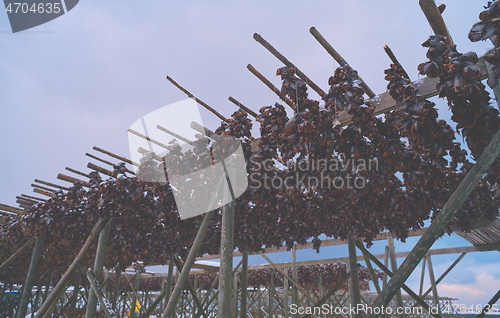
[1,0,500,317]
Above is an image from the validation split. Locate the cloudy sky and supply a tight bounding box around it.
[1,0,499,308]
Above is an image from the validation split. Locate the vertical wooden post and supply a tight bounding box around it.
[426,255,441,315]
[232,271,238,318]
[291,245,298,306]
[86,220,112,318]
[269,276,275,318]
[387,233,404,317]
[165,255,174,310]
[347,233,361,318]
[357,241,381,295]
[239,247,249,318]
[112,264,123,311]
[419,257,426,298]
[218,200,235,317]
[162,210,215,318]
[68,270,82,318]
[383,246,389,289]
[284,272,289,318]
[16,235,45,318]
[130,267,141,318]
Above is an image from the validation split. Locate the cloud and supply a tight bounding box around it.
[437,263,500,305]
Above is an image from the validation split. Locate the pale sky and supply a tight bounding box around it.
[1,0,498,308]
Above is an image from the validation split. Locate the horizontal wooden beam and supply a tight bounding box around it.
[248,243,500,271]
[193,217,500,261]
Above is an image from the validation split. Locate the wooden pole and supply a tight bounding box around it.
[419,255,426,297]
[239,247,249,318]
[190,121,217,138]
[247,64,297,110]
[87,162,115,177]
[165,255,175,308]
[0,237,35,272]
[31,183,57,194]
[172,257,209,318]
[426,255,441,315]
[387,233,403,318]
[65,167,91,179]
[253,33,326,98]
[68,270,82,318]
[422,252,466,298]
[347,232,361,317]
[86,220,112,318]
[228,97,258,118]
[419,0,453,45]
[33,188,56,198]
[112,264,123,311]
[162,210,215,318]
[130,266,141,318]
[356,238,381,295]
[0,203,25,214]
[20,194,46,202]
[87,270,117,318]
[35,217,111,318]
[166,76,228,122]
[369,129,500,317]
[355,241,442,318]
[16,235,46,318]
[218,199,236,317]
[57,173,90,187]
[309,26,376,98]
[86,153,137,176]
[284,272,289,318]
[291,244,299,306]
[156,124,195,145]
[128,128,170,150]
[34,179,69,191]
[93,146,140,167]
[383,45,411,80]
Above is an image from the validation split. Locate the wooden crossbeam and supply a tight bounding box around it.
[192,218,499,262]
[246,243,500,271]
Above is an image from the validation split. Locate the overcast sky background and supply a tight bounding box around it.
[1,0,499,308]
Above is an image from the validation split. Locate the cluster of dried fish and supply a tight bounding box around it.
[469,0,500,88]
[120,264,379,292]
